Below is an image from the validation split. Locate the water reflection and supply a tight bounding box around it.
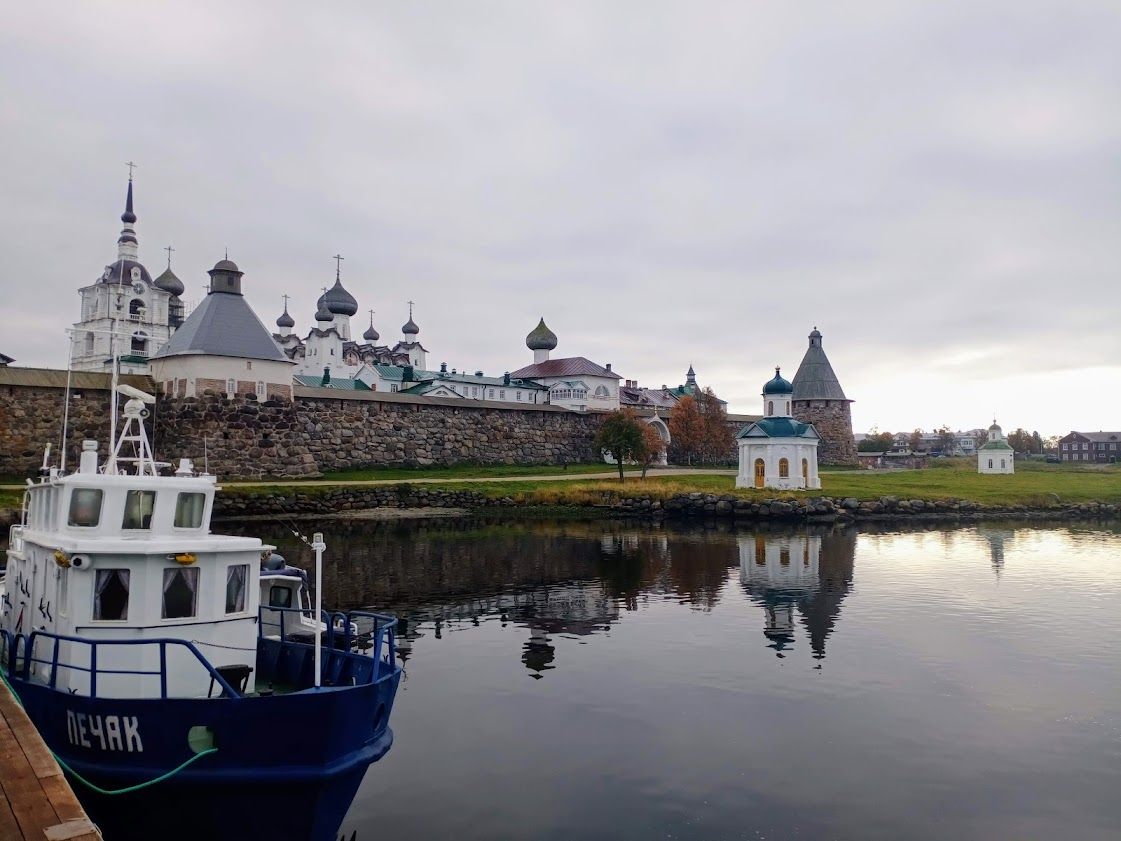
[738,529,855,658]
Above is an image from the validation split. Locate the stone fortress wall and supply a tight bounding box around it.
[0,368,793,479]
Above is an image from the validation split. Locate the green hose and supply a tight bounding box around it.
[0,665,218,795]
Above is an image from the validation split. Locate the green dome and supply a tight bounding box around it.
[762,367,793,395]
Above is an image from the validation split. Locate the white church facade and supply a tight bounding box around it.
[736,368,821,490]
[977,420,1015,474]
[71,176,185,374]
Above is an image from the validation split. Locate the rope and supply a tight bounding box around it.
[0,666,218,796]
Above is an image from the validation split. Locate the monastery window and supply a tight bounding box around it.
[988,459,993,469]
[128,298,144,321]
[83,332,94,355]
[93,569,130,621]
[489,389,496,399]
[594,385,609,398]
[802,459,808,483]
[174,493,206,529]
[768,401,774,415]
[256,381,266,400]
[67,488,103,528]
[162,567,199,620]
[226,378,236,396]
[247,361,252,370]
[122,490,156,530]
[225,565,249,614]
[130,332,147,355]
[778,458,789,478]
[1001,459,1006,468]
[500,390,506,399]
[390,385,398,392]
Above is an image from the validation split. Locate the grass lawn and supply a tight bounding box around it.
[415,459,1121,507]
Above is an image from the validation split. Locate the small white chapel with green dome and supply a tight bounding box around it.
[977,420,1015,474]
[736,368,822,490]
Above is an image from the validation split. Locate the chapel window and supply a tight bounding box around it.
[778,458,789,478]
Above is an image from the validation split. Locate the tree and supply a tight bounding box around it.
[1006,428,1033,453]
[936,426,957,455]
[858,431,895,452]
[668,396,704,465]
[909,428,924,452]
[696,388,734,465]
[595,409,645,481]
[637,423,665,479]
[1031,431,1044,454]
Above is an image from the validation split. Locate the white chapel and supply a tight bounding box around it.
[736,368,821,490]
[977,420,1015,474]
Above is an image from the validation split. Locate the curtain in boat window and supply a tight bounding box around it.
[93,569,130,620]
[174,493,206,528]
[162,567,199,619]
[225,565,248,614]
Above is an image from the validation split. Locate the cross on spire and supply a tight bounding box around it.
[368,309,375,325]
[407,300,414,318]
[125,160,138,180]
[333,254,344,280]
[164,245,175,268]
[282,293,291,310]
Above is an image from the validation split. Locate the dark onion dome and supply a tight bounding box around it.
[363,322,380,341]
[323,277,358,316]
[276,304,295,329]
[988,421,1002,433]
[154,266,185,297]
[315,295,333,322]
[525,317,558,350]
[762,366,794,395]
[213,258,239,272]
[402,316,420,335]
[98,258,153,286]
[121,178,137,224]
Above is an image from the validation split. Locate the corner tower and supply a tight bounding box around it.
[790,328,857,466]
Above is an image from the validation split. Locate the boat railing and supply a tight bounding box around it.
[261,606,398,680]
[3,629,242,699]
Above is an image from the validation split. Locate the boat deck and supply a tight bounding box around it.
[0,680,101,841]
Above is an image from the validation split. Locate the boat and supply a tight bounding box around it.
[0,383,402,840]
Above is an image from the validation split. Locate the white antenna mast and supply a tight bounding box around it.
[108,385,158,476]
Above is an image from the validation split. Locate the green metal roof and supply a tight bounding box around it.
[737,417,818,440]
[293,375,371,390]
[979,440,1013,451]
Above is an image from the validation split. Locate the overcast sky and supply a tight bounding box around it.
[3,1,1119,436]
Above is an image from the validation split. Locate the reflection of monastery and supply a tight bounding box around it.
[738,530,855,658]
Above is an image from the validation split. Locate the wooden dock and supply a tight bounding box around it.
[0,680,101,841]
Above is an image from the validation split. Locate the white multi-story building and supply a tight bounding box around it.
[71,177,185,374]
[508,319,621,412]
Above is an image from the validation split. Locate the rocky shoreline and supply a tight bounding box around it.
[2,487,1117,531]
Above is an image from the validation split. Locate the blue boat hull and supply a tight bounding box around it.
[14,670,400,841]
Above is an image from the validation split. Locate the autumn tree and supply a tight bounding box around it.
[858,430,895,452]
[1006,428,1033,453]
[696,388,734,464]
[637,422,665,479]
[936,426,957,455]
[668,395,704,465]
[595,409,645,481]
[908,429,924,452]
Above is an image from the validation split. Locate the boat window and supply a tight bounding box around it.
[269,586,293,608]
[174,493,206,528]
[225,565,248,614]
[122,490,156,530]
[93,569,130,621]
[162,567,199,619]
[68,488,103,527]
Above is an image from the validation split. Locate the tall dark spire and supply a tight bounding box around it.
[121,176,136,224]
[116,166,139,260]
[686,364,697,387]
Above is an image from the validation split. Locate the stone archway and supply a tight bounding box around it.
[645,417,670,466]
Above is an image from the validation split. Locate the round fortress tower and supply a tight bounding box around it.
[790,328,858,466]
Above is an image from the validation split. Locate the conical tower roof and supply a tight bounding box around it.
[791,327,848,401]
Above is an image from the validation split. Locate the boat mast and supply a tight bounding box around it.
[313,532,325,689]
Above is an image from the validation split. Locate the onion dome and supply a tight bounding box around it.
[402,316,420,335]
[362,311,379,341]
[314,295,333,322]
[525,317,558,351]
[763,366,794,395]
[324,277,358,316]
[276,302,295,329]
[120,178,137,224]
[989,421,1002,433]
[154,266,184,297]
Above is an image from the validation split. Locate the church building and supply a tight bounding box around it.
[71,175,185,374]
[977,420,1014,474]
[736,368,821,490]
[509,318,621,412]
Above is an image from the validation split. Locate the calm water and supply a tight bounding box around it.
[228,519,1121,838]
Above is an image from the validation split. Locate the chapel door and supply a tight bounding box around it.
[754,458,765,488]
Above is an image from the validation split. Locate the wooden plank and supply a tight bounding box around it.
[0,680,101,841]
